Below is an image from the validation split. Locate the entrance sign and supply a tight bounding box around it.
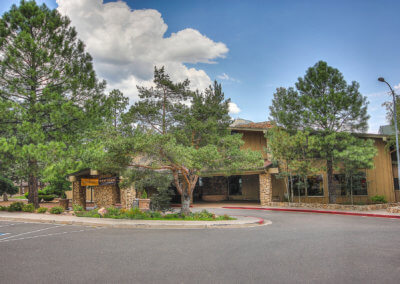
[99,177,118,186]
[81,178,99,186]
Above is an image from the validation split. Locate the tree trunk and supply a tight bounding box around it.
[3,193,8,202]
[350,175,353,206]
[289,172,294,203]
[28,173,39,208]
[181,191,191,215]
[327,159,336,204]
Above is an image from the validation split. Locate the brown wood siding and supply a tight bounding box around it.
[366,139,395,202]
[238,130,268,158]
[238,129,396,203]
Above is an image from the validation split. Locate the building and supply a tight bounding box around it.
[68,120,400,209]
[195,120,399,205]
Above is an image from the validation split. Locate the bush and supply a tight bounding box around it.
[24,191,55,202]
[73,204,84,212]
[370,195,387,204]
[0,176,18,196]
[140,190,148,199]
[8,201,24,212]
[37,207,48,213]
[42,195,55,202]
[150,187,174,213]
[42,174,71,197]
[0,205,8,211]
[49,206,64,214]
[22,204,35,213]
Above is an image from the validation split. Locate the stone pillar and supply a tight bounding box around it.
[121,185,136,209]
[259,172,272,206]
[72,180,86,210]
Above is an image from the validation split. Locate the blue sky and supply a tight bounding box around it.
[1,0,399,132]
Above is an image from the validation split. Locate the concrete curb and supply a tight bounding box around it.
[223,206,400,219]
[0,213,270,229]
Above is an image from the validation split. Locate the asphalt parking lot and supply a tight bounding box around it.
[1,209,400,284]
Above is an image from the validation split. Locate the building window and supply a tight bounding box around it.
[394,178,399,190]
[289,175,323,197]
[228,176,242,195]
[334,172,368,196]
[307,175,324,196]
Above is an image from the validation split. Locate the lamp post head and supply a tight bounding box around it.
[378,77,385,82]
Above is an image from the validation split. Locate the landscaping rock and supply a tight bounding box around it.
[98,207,108,217]
[387,206,400,214]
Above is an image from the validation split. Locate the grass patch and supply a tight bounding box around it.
[11,196,26,199]
[75,207,235,221]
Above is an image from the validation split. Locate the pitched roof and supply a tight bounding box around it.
[230,121,273,130]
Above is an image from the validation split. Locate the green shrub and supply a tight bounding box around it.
[24,192,29,198]
[150,187,173,213]
[75,210,101,218]
[0,205,8,211]
[37,207,48,213]
[140,190,148,199]
[22,204,35,213]
[73,204,84,212]
[42,195,55,202]
[370,195,387,204]
[49,206,64,214]
[8,201,24,212]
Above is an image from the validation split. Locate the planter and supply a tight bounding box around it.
[138,199,151,211]
[202,195,226,202]
[59,198,69,210]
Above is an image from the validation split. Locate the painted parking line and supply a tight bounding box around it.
[0,227,102,243]
[0,223,16,228]
[0,225,65,241]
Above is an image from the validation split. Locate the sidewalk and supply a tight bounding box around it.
[0,212,268,229]
[222,206,400,219]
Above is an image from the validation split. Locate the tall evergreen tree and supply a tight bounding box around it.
[99,68,263,214]
[0,1,106,207]
[269,61,370,203]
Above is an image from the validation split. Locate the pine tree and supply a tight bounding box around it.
[0,1,105,207]
[269,61,370,203]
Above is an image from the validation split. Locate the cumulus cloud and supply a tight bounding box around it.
[394,83,400,90]
[228,102,241,114]
[56,0,228,101]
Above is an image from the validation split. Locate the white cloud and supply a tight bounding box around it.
[394,83,400,90]
[217,72,240,83]
[56,0,228,100]
[228,102,241,114]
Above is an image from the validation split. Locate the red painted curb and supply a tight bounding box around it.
[222,206,400,219]
[232,215,264,224]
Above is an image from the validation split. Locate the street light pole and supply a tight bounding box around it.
[378,77,400,190]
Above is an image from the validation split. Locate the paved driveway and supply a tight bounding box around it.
[1,209,400,284]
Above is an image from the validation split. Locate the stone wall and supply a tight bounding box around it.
[93,184,119,208]
[259,173,272,206]
[387,206,400,213]
[267,201,400,211]
[72,180,86,209]
[121,186,136,209]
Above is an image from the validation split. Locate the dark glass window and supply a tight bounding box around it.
[289,175,323,197]
[394,178,399,190]
[334,172,368,196]
[307,175,324,196]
